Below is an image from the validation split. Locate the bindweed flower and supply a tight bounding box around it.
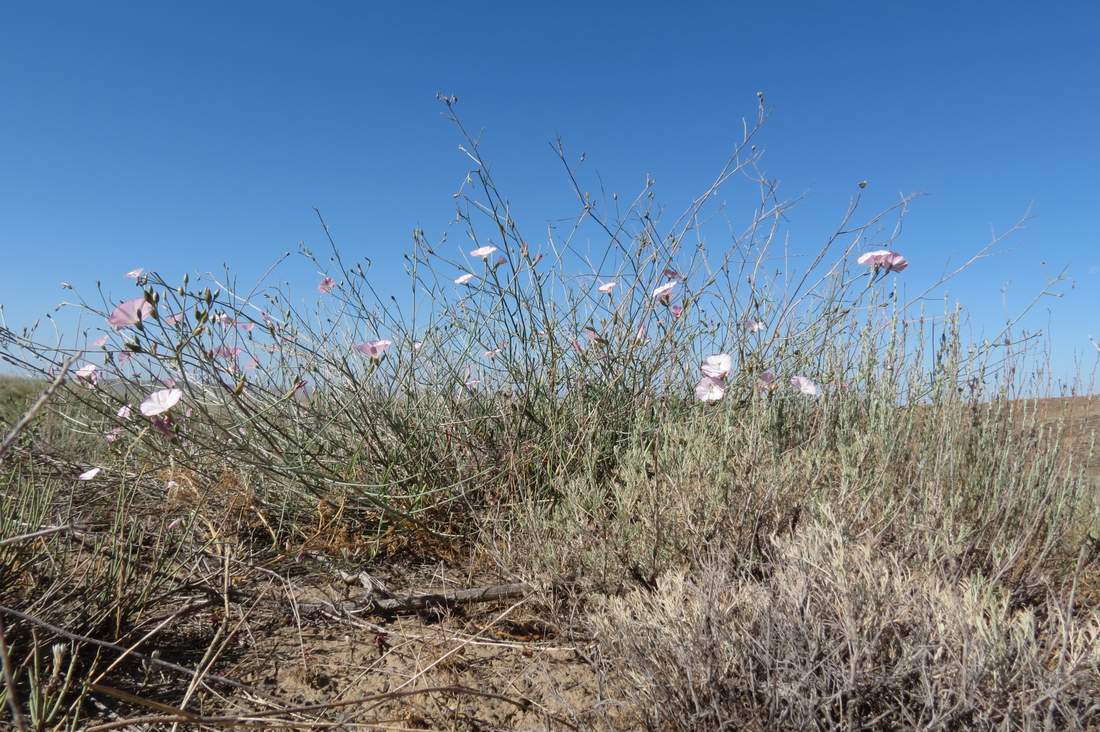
[239,322,254,332]
[700,354,732,381]
[652,281,677,303]
[164,312,185,325]
[212,346,242,359]
[117,405,132,420]
[126,268,144,279]
[790,375,821,396]
[60,281,72,289]
[857,249,908,273]
[454,273,475,285]
[141,388,183,417]
[150,414,176,439]
[470,245,498,259]
[485,348,501,359]
[78,467,101,481]
[75,363,98,386]
[597,281,617,294]
[695,376,726,403]
[107,297,153,330]
[354,339,393,360]
[93,335,108,348]
[663,268,686,282]
[670,303,684,318]
[245,357,259,371]
[105,427,124,443]
[758,370,778,391]
[741,316,766,333]
[696,354,733,403]
[318,276,336,294]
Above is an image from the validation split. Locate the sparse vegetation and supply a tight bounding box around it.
[1,98,1098,729]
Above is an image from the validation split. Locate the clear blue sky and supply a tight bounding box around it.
[2,1,1098,385]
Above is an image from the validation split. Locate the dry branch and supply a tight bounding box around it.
[296,582,530,620]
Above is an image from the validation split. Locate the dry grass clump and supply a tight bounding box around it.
[592,520,1100,730]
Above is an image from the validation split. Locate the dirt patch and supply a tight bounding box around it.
[122,558,615,730]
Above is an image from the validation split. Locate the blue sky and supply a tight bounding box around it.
[2,1,1098,385]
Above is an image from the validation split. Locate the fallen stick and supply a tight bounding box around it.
[298,582,530,619]
[374,582,530,614]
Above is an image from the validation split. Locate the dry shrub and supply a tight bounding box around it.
[591,519,1100,731]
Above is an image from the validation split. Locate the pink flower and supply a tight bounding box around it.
[857,249,908,273]
[758,370,777,391]
[164,312,185,326]
[412,341,424,351]
[790,375,821,396]
[78,467,101,481]
[239,322,254,332]
[597,281,617,295]
[92,335,108,348]
[465,378,480,390]
[107,297,153,330]
[454,273,476,285]
[652,282,677,303]
[470,245,498,259]
[741,317,766,333]
[150,414,176,439]
[670,304,684,318]
[485,348,501,359]
[245,357,259,371]
[117,352,132,366]
[75,363,98,386]
[318,276,336,294]
[695,376,726,403]
[354,339,393,360]
[105,427,124,443]
[213,346,242,359]
[140,388,183,417]
[700,354,732,381]
[663,268,686,282]
[117,405,132,420]
[571,338,584,353]
[126,268,144,279]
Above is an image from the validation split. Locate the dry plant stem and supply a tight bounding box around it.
[0,524,71,548]
[0,621,27,732]
[0,354,75,461]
